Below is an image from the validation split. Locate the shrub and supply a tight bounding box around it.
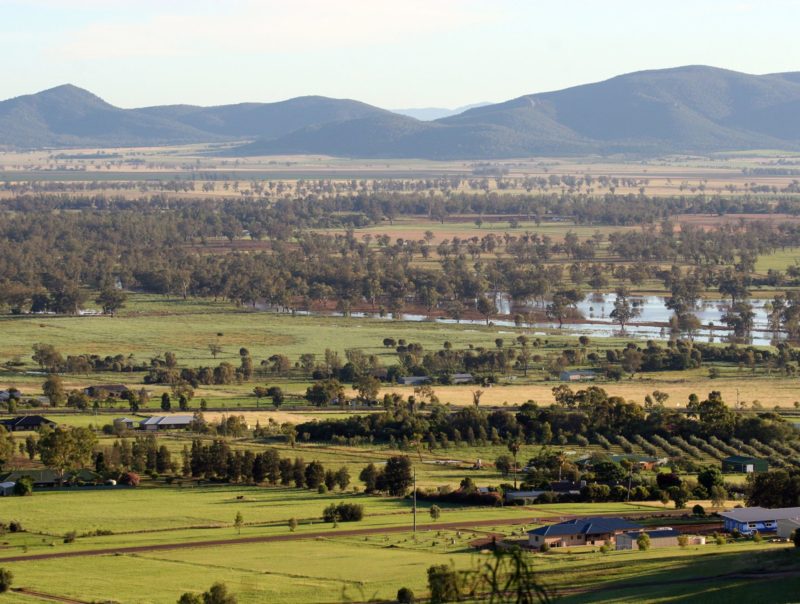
[636,532,651,551]
[0,568,12,593]
[752,531,762,543]
[397,587,415,603]
[288,518,298,532]
[322,503,364,523]
[317,484,327,494]
[677,534,688,548]
[8,521,23,533]
[599,544,610,554]
[692,504,705,517]
[13,476,33,496]
[120,472,140,487]
[540,542,550,553]
[63,531,76,544]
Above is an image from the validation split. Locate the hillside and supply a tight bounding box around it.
[0,86,389,149]
[3,66,800,157]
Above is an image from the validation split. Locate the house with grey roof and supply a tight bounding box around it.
[527,517,641,548]
[720,506,800,535]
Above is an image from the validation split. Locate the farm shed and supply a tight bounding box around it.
[720,506,800,535]
[0,481,15,496]
[615,528,681,550]
[721,455,768,473]
[84,384,130,398]
[559,370,596,382]
[139,415,193,431]
[528,517,641,548]
[397,376,432,386]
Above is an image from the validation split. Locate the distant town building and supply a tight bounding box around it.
[721,455,768,473]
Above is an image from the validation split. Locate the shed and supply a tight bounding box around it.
[113,417,136,430]
[721,455,768,474]
[0,482,15,496]
[397,376,432,386]
[615,528,681,550]
[559,370,596,382]
[84,384,130,399]
[139,415,193,431]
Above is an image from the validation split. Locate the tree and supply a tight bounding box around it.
[37,426,97,484]
[636,532,651,551]
[305,379,345,407]
[95,286,127,315]
[360,463,378,493]
[507,440,521,489]
[42,374,66,406]
[0,427,15,471]
[697,466,724,493]
[161,392,171,412]
[397,587,415,604]
[188,582,236,604]
[429,504,441,522]
[32,343,63,372]
[0,568,12,593]
[495,454,513,477]
[710,485,728,508]
[234,511,243,535]
[304,461,325,489]
[427,565,460,604]
[252,386,268,407]
[609,287,640,331]
[267,386,284,409]
[476,295,494,325]
[288,517,298,532]
[208,343,223,359]
[335,466,350,490]
[353,375,381,403]
[382,456,413,496]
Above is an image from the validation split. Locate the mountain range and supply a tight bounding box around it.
[2,66,800,158]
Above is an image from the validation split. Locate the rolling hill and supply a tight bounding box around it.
[2,66,800,157]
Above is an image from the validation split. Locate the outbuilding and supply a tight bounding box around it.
[559,370,596,382]
[615,528,681,550]
[721,455,768,473]
[139,415,193,431]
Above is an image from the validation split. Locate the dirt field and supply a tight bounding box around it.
[382,378,800,408]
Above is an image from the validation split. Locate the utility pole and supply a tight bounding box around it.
[413,467,417,533]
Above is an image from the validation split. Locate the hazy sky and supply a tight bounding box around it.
[2,0,799,109]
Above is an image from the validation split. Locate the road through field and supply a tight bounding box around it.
[0,509,703,564]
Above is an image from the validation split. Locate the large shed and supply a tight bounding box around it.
[721,455,768,473]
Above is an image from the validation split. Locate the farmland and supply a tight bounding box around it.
[1,151,800,603]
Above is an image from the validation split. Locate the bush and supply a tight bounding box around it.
[636,532,651,551]
[317,484,327,494]
[692,504,705,517]
[8,521,23,533]
[63,531,76,544]
[322,503,364,523]
[539,542,550,553]
[599,544,610,554]
[397,587,415,603]
[678,534,689,548]
[0,568,12,593]
[13,476,33,496]
[120,472,140,487]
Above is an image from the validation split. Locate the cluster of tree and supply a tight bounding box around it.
[4,194,800,338]
[298,387,799,466]
[358,456,413,496]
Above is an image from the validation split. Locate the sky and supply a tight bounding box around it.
[1,0,799,109]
